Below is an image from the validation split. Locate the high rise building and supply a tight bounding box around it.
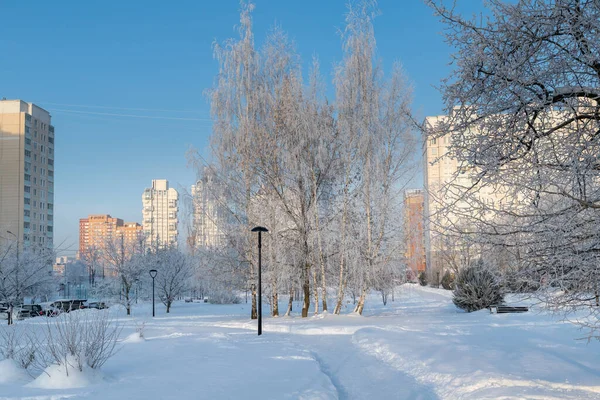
[0,100,54,249]
[142,179,178,249]
[404,189,426,280]
[191,172,225,249]
[423,114,504,276]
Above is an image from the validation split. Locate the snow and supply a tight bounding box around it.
[28,355,104,389]
[0,359,29,384]
[1,284,600,399]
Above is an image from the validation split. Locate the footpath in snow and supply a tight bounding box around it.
[1,284,600,399]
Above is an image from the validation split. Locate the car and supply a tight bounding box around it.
[86,301,108,310]
[50,299,88,313]
[19,304,44,317]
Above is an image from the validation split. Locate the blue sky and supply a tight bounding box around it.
[0,0,486,254]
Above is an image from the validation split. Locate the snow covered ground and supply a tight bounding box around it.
[1,284,600,399]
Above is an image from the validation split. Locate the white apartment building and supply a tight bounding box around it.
[0,100,55,249]
[142,179,178,249]
[423,114,504,276]
[191,171,225,248]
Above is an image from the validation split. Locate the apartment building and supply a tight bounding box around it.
[0,100,54,249]
[423,114,505,276]
[78,214,143,260]
[404,189,426,280]
[142,179,178,249]
[191,172,225,249]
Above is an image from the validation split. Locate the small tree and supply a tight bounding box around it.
[441,270,455,290]
[418,271,427,286]
[453,260,503,312]
[154,248,192,313]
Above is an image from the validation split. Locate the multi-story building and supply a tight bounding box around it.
[0,99,54,249]
[142,179,178,249]
[423,114,504,277]
[404,189,426,280]
[191,172,226,249]
[78,214,143,264]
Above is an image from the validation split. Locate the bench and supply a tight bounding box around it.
[489,305,529,314]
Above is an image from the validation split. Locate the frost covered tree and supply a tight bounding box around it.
[334,1,416,314]
[103,235,145,315]
[0,240,54,310]
[427,0,600,332]
[154,248,193,313]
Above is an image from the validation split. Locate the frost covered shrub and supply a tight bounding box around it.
[418,271,427,286]
[209,290,241,304]
[45,310,121,372]
[453,260,503,312]
[441,271,455,290]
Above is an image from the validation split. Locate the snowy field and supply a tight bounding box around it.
[1,284,600,400]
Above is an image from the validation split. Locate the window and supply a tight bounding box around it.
[24,174,30,181]
[48,171,53,178]
[431,148,438,156]
[24,210,30,217]
[48,137,54,144]
[48,203,53,210]
[34,130,37,137]
[47,226,53,233]
[48,159,54,166]
[25,138,31,145]
[34,166,37,173]
[25,162,30,172]
[33,177,37,184]
[430,138,437,145]
[34,154,37,161]
[33,200,36,207]
[25,150,31,157]
[24,222,30,229]
[24,185,30,193]
[33,189,37,196]
[33,212,37,219]
[24,198,30,205]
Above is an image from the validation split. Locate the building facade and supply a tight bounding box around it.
[0,100,54,249]
[423,114,505,277]
[404,189,426,280]
[142,179,178,249]
[78,214,143,261]
[191,172,226,249]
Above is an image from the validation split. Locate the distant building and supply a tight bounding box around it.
[79,214,143,277]
[142,179,178,249]
[0,99,55,250]
[404,189,426,280]
[191,171,226,249]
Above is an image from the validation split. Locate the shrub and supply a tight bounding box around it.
[453,260,504,312]
[418,271,427,286]
[441,271,455,290]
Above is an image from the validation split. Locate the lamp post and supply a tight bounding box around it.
[251,226,268,336]
[149,269,157,317]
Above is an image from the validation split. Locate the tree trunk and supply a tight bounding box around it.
[313,268,319,315]
[285,287,294,316]
[251,283,257,319]
[302,263,310,317]
[167,301,171,313]
[354,288,367,315]
[272,287,279,317]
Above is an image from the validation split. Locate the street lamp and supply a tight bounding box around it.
[149,269,157,317]
[251,226,268,336]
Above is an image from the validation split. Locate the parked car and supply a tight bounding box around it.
[86,301,108,310]
[19,304,44,317]
[50,299,88,313]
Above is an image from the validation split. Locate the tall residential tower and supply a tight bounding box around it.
[142,179,178,249]
[0,100,54,249]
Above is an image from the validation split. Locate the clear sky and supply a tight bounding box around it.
[0,0,486,255]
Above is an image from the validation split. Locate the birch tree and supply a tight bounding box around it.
[154,248,193,313]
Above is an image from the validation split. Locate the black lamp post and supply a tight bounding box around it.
[149,269,157,317]
[251,226,268,336]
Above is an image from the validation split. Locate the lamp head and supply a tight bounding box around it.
[251,226,269,233]
[149,269,158,278]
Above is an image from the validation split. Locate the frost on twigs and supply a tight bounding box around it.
[452,260,503,312]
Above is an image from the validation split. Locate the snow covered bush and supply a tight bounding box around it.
[418,271,427,286]
[441,271,455,290]
[0,324,46,373]
[45,310,121,373]
[453,260,503,312]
